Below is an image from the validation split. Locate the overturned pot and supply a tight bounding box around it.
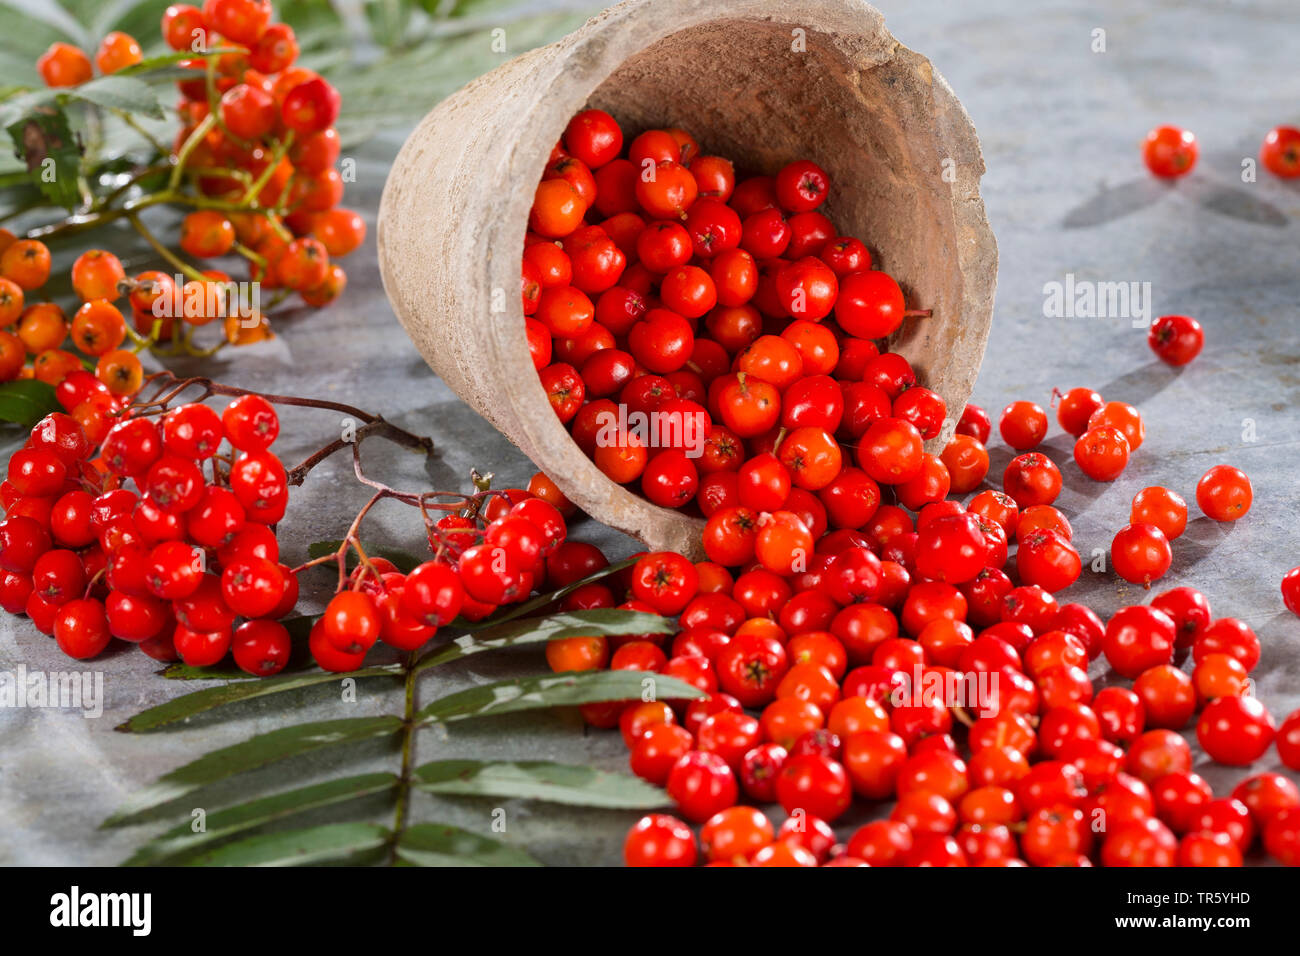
[378,0,997,560]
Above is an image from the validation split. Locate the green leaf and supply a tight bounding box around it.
[0,3,77,75]
[86,0,181,52]
[4,101,80,210]
[326,9,590,148]
[364,0,415,50]
[0,379,60,427]
[117,50,227,75]
[183,822,390,866]
[124,772,399,866]
[117,665,403,733]
[103,715,404,827]
[463,555,638,629]
[415,759,669,808]
[418,608,674,672]
[395,822,539,866]
[418,670,705,724]
[62,74,164,118]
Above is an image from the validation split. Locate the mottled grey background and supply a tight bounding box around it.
[1,0,1298,865]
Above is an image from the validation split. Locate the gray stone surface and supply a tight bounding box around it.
[2,0,1298,865]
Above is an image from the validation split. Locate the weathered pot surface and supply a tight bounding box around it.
[378,0,997,559]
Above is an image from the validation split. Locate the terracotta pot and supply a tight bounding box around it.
[378,0,997,560]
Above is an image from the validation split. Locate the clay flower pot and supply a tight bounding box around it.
[378,0,997,559]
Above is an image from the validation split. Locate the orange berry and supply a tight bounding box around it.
[95,349,144,396]
[527,471,577,517]
[17,303,68,353]
[179,211,236,258]
[309,208,366,257]
[32,349,83,385]
[127,270,177,317]
[0,229,15,257]
[229,212,272,246]
[0,277,23,326]
[1,240,52,290]
[0,331,24,381]
[162,4,207,52]
[71,249,127,302]
[224,309,272,345]
[180,276,225,327]
[545,635,609,673]
[37,42,92,88]
[276,237,329,290]
[133,306,174,343]
[529,179,586,238]
[94,32,143,74]
[71,300,128,356]
[299,263,346,307]
[250,233,288,288]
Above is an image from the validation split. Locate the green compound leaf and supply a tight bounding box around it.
[124,772,399,866]
[418,608,674,672]
[117,664,403,733]
[418,669,705,724]
[395,822,539,867]
[61,74,164,117]
[182,822,390,866]
[415,759,669,809]
[103,715,404,827]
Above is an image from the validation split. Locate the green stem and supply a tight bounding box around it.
[388,652,420,863]
[240,130,294,205]
[113,109,169,156]
[126,213,207,283]
[232,241,265,267]
[95,162,171,212]
[168,113,216,192]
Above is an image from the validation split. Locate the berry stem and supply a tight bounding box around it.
[240,130,294,205]
[284,419,433,486]
[126,212,208,284]
[168,113,216,192]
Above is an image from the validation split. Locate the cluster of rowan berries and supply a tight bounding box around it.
[305,490,571,673]
[33,0,363,316]
[0,394,299,673]
[0,242,181,401]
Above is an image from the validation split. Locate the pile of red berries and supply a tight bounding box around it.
[529,543,1300,867]
[306,490,572,673]
[524,110,939,516]
[32,0,363,315]
[0,395,300,672]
